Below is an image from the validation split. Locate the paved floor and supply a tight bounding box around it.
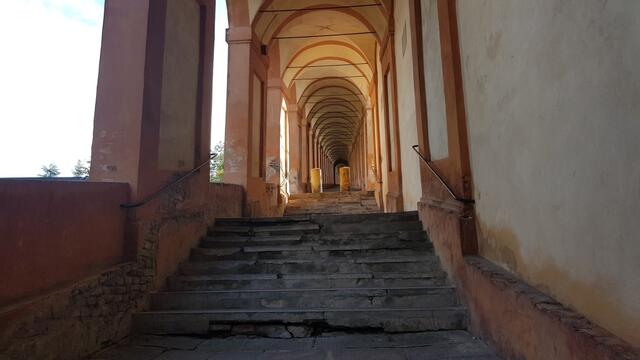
[89,331,500,359]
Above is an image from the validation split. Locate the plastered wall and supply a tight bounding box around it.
[376,55,390,208]
[158,0,200,170]
[393,0,421,211]
[457,0,640,346]
[421,0,448,161]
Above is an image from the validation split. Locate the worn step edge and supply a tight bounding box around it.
[132,307,468,334]
[168,271,448,281]
[185,255,438,265]
[152,286,457,295]
[135,306,466,315]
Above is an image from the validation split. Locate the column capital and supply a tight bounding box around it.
[267,78,283,89]
[226,26,252,44]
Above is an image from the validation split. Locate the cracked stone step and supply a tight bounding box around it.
[190,248,434,262]
[188,253,437,265]
[132,307,468,335]
[215,215,311,226]
[309,230,428,241]
[321,221,423,234]
[201,230,429,247]
[199,234,303,248]
[197,239,432,255]
[311,211,418,223]
[210,223,320,236]
[149,287,460,311]
[242,241,431,253]
[178,259,442,276]
[167,272,450,291]
[203,234,303,243]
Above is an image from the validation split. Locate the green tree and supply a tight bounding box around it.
[72,159,90,178]
[39,163,60,178]
[210,141,224,183]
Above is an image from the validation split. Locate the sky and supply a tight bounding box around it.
[0,0,228,177]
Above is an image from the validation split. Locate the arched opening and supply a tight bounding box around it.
[333,158,349,187]
[223,0,400,215]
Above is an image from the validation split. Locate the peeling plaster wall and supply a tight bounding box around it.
[393,0,420,211]
[457,0,640,346]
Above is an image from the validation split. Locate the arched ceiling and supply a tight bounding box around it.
[250,0,390,163]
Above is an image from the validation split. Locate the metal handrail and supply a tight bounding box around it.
[121,152,218,209]
[411,145,474,204]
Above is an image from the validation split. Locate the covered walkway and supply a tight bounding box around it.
[1,1,639,360]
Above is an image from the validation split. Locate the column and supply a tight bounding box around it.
[287,106,302,193]
[265,79,282,186]
[91,0,215,203]
[222,27,252,187]
[365,107,377,190]
[300,120,309,192]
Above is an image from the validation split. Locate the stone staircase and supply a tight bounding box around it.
[284,190,380,216]
[132,210,469,338]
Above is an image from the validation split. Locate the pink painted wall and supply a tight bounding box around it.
[0,180,130,307]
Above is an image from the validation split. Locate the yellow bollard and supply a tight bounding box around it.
[310,168,322,193]
[339,167,351,192]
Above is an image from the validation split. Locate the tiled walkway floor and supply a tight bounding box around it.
[89,331,500,359]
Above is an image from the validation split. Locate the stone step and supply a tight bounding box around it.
[285,209,380,216]
[179,259,441,276]
[288,191,374,200]
[188,254,437,265]
[132,307,468,335]
[199,234,303,247]
[311,211,418,225]
[215,211,417,227]
[202,229,427,245]
[307,230,428,242]
[199,237,431,253]
[210,223,320,236]
[215,215,311,226]
[149,287,459,311]
[320,220,423,234]
[190,247,434,262]
[197,241,431,254]
[167,272,449,291]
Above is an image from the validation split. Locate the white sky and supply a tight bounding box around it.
[0,0,228,177]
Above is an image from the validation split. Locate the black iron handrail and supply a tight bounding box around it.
[411,145,474,204]
[121,152,218,209]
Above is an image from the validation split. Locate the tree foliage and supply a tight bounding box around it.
[72,160,90,178]
[39,163,60,178]
[210,141,224,183]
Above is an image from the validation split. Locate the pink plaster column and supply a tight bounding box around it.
[91,0,215,206]
[365,107,377,190]
[223,27,252,187]
[300,120,309,192]
[287,106,302,194]
[265,80,283,186]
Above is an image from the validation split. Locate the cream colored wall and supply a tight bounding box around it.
[393,0,421,211]
[457,0,640,346]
